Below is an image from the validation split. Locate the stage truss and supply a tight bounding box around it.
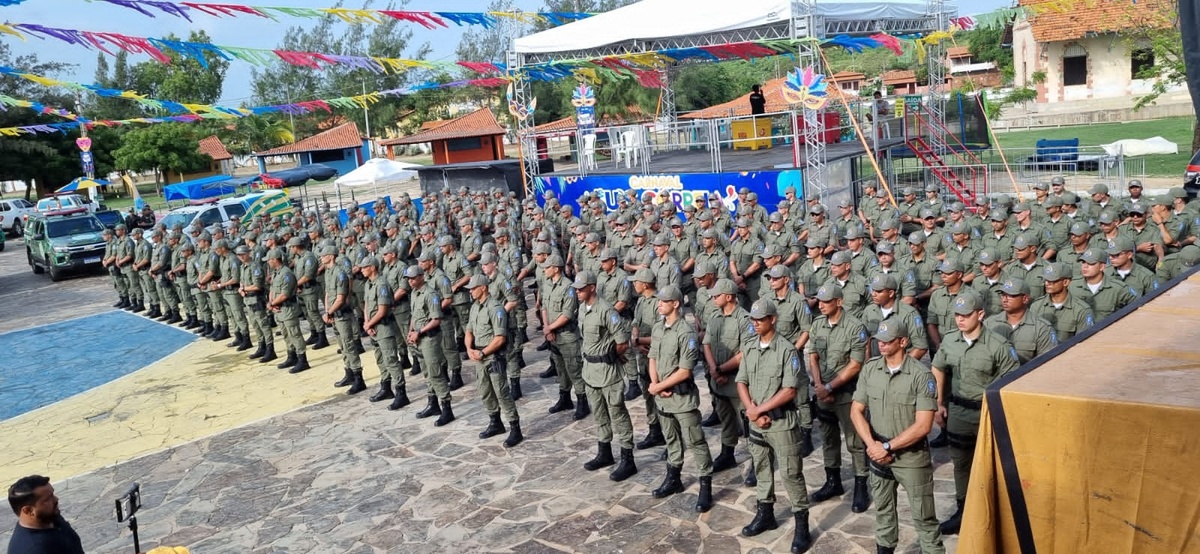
[507,0,954,201]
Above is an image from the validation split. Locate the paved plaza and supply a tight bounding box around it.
[0,239,959,553]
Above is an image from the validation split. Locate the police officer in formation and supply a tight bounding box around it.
[105,177,1197,552]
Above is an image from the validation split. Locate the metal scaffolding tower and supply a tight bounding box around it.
[506,48,540,185]
[925,0,950,155]
[793,0,828,200]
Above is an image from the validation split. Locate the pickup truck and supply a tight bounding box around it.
[24,209,108,281]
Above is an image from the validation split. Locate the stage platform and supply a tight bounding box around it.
[544,137,906,176]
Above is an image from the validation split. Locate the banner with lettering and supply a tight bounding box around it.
[535,169,804,216]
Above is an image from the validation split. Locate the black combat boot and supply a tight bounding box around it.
[312,331,329,350]
[584,442,615,471]
[182,314,197,329]
[939,499,964,535]
[147,305,161,319]
[572,393,590,421]
[538,358,557,378]
[456,336,469,361]
[741,502,779,536]
[132,299,146,313]
[333,367,353,387]
[609,448,638,482]
[791,510,813,553]
[276,349,297,369]
[236,333,253,351]
[259,343,278,363]
[226,331,241,348]
[536,340,551,351]
[114,297,128,309]
[800,427,815,457]
[851,476,871,513]
[635,423,666,450]
[305,330,318,345]
[288,353,311,374]
[810,468,845,503]
[347,370,367,395]
[166,310,182,324]
[652,465,684,498]
[548,390,573,414]
[504,419,523,447]
[152,307,167,320]
[711,444,737,472]
[479,413,506,439]
[409,357,421,376]
[516,351,527,369]
[211,325,230,341]
[876,545,896,554]
[196,321,209,336]
[369,378,394,402]
[701,403,720,427]
[434,400,455,426]
[509,378,523,401]
[388,384,410,410]
[416,395,440,418]
[624,379,642,401]
[249,340,266,360]
[448,370,464,390]
[354,339,365,354]
[695,476,714,513]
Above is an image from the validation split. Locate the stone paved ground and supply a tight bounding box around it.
[0,238,960,553]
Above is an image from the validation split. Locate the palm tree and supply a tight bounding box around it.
[229,117,295,155]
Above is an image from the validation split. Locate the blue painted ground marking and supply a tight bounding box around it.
[0,310,195,421]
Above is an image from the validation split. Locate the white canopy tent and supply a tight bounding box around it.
[334,157,421,206]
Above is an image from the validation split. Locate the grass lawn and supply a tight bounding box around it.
[992,116,1195,176]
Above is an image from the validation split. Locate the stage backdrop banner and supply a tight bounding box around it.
[536,169,803,215]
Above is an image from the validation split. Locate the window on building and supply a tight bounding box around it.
[310,149,345,163]
[1131,48,1155,79]
[1063,44,1088,86]
[447,137,483,152]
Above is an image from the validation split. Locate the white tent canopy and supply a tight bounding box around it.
[334,157,421,190]
[513,0,939,56]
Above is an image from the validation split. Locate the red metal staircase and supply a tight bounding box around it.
[906,104,988,207]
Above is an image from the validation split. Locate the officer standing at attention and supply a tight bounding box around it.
[736,298,813,554]
[646,284,713,512]
[293,235,330,350]
[116,224,143,313]
[629,268,666,450]
[984,277,1058,365]
[703,278,758,485]
[363,256,409,410]
[464,274,524,447]
[186,234,212,336]
[543,254,589,419]
[573,270,638,482]
[102,228,130,308]
[237,245,272,362]
[1029,263,1095,341]
[265,249,309,373]
[216,239,251,351]
[931,293,1019,535]
[408,265,455,427]
[321,245,367,394]
[807,283,872,514]
[133,228,162,319]
[850,320,945,554]
[200,236,230,341]
[441,235,472,389]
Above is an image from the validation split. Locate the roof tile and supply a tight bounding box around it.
[198,135,232,161]
[1019,0,1173,43]
[256,122,363,156]
[380,108,507,146]
[680,76,851,120]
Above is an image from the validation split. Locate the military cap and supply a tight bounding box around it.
[746,192,759,202]
[438,235,456,247]
[632,268,656,283]
[762,245,783,258]
[1096,210,1118,225]
[805,238,826,249]
[738,186,751,194]
[479,252,498,265]
[907,231,927,245]
[693,261,715,277]
[359,256,379,269]
[938,259,964,273]
[701,228,719,240]
[837,198,854,208]
[1013,202,1031,213]
[403,265,423,278]
[148,229,162,239]
[1043,262,1071,281]
[709,278,737,297]
[668,217,684,228]
[418,250,437,263]
[101,228,113,236]
[1181,245,1200,268]
[830,250,853,265]
[115,223,127,231]
[920,208,937,219]
[768,212,783,224]
[243,231,259,242]
[318,245,338,258]
[1127,179,1143,189]
[197,232,212,243]
[975,195,991,207]
[234,245,249,255]
[545,253,565,267]
[978,247,1001,265]
[1106,236,1135,255]
[1079,248,1106,264]
[748,298,778,319]
[766,264,791,280]
[1013,233,1040,249]
[286,236,305,248]
[1000,277,1031,296]
[879,219,898,231]
[1171,187,1189,199]
[1045,196,1064,208]
[532,243,551,255]
[875,319,908,342]
[875,241,895,255]
[901,187,915,196]
[988,209,1008,222]
[481,242,497,253]
[632,227,648,237]
[869,274,898,291]
[1154,195,1174,207]
[949,221,970,235]
[948,202,965,213]
[1033,182,1049,191]
[1051,176,1066,186]
[925,184,940,193]
[213,238,231,250]
[466,274,490,289]
[843,226,864,240]
[615,215,631,225]
[1061,191,1079,205]
[584,232,600,243]
[535,231,551,241]
[735,217,752,228]
[656,285,683,302]
[598,248,617,261]
[1090,183,1109,195]
[815,284,843,302]
[260,232,276,243]
[651,234,670,246]
[952,292,984,315]
[571,270,597,289]
[1128,203,1147,215]
[131,228,144,236]
[179,241,194,252]
[264,249,284,261]
[383,221,399,230]
[1069,221,1092,236]
[809,204,826,215]
[695,211,713,222]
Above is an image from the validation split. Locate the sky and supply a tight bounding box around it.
[1,0,1013,107]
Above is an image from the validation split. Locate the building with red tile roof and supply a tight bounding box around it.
[254,122,369,176]
[167,135,235,184]
[379,108,508,165]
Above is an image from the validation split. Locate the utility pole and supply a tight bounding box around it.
[362,79,372,138]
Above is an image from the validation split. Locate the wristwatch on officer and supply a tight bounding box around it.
[882,441,892,452]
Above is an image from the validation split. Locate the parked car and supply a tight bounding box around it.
[24,209,107,281]
[93,209,123,230]
[35,193,96,215]
[160,190,294,230]
[0,198,36,236]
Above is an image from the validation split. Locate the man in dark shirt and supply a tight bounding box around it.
[749,84,766,115]
[7,475,84,554]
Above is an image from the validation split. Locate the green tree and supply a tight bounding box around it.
[113,124,211,184]
[226,116,295,155]
[90,51,142,120]
[1118,3,1192,149]
[131,31,230,104]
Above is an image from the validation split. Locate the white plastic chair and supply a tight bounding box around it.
[581,133,597,171]
[620,129,640,169]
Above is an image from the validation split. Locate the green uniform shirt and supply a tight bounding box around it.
[297,252,319,289]
[1107,264,1159,297]
[825,274,870,320]
[324,264,352,313]
[544,275,579,337]
[485,271,518,330]
[931,329,1019,435]
[862,301,929,352]
[240,258,266,304]
[1001,259,1048,300]
[1069,276,1138,320]
[769,289,813,344]
[597,268,633,315]
[364,276,397,337]
[219,254,241,288]
[410,281,443,333]
[972,275,1006,316]
[271,266,297,302]
[926,285,970,333]
[735,333,805,431]
[853,355,938,468]
[795,260,831,300]
[1029,293,1094,341]
[695,249,733,280]
[632,293,660,339]
[729,236,764,276]
[984,312,1058,364]
[468,296,508,365]
[981,231,1017,263]
[807,313,869,384]
[703,306,755,397]
[649,318,700,413]
[649,254,683,291]
[442,251,471,305]
[579,298,629,387]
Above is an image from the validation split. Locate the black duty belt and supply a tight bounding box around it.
[949,394,983,410]
[946,430,977,448]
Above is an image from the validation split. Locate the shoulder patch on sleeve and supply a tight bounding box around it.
[858,329,868,342]
[746,322,757,337]
[610,312,620,325]
[790,353,801,376]
[1009,346,1019,362]
[925,376,938,398]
